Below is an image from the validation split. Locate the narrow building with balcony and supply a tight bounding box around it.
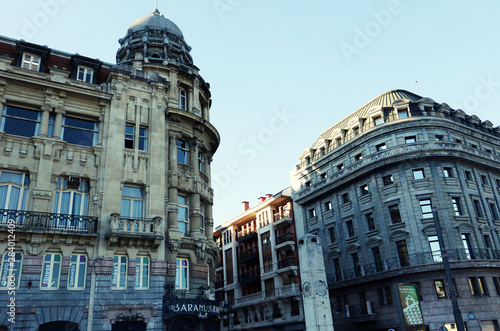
[291,90,500,331]
[0,7,220,331]
[213,189,305,331]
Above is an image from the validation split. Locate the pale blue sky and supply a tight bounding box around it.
[2,1,500,226]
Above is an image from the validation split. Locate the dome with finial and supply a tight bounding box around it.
[116,9,193,68]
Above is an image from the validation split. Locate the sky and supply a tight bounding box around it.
[2,1,500,226]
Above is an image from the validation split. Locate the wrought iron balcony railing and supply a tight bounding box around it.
[273,210,293,222]
[238,269,260,282]
[238,247,259,262]
[278,258,297,269]
[276,233,295,245]
[0,209,98,233]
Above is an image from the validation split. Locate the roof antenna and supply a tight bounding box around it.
[415,80,421,95]
[155,0,158,10]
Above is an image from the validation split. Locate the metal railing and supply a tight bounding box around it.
[276,233,295,245]
[0,209,98,233]
[237,227,257,240]
[273,210,293,222]
[238,247,259,261]
[238,269,260,282]
[278,258,297,269]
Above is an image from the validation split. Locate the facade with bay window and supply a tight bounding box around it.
[0,8,220,331]
[291,90,500,331]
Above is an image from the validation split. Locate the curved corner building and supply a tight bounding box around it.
[0,8,220,331]
[290,90,500,331]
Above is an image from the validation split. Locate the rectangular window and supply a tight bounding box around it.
[198,150,205,172]
[398,108,409,119]
[0,171,30,212]
[328,227,336,244]
[428,235,442,262]
[53,177,90,228]
[452,198,463,216]
[124,125,148,151]
[377,288,385,305]
[351,253,361,277]
[337,163,344,171]
[125,125,134,148]
[40,253,62,289]
[493,277,500,295]
[121,186,143,220]
[320,173,327,180]
[62,116,98,147]
[396,240,410,267]
[111,255,127,289]
[178,88,187,110]
[346,220,355,238]
[333,258,342,282]
[382,174,394,186]
[373,115,383,126]
[341,193,350,204]
[435,134,444,141]
[176,258,189,290]
[1,106,41,138]
[354,153,363,161]
[359,184,369,196]
[21,52,41,71]
[419,199,433,218]
[461,234,473,260]
[77,65,94,83]
[434,280,446,298]
[481,175,489,185]
[376,143,386,151]
[0,252,23,289]
[353,126,360,136]
[324,201,332,212]
[366,212,376,231]
[177,195,189,236]
[134,256,149,289]
[469,277,488,296]
[473,200,484,218]
[443,167,453,178]
[200,204,205,230]
[405,136,416,143]
[372,247,383,272]
[389,204,402,224]
[263,254,273,273]
[385,287,393,304]
[489,203,499,220]
[412,169,425,180]
[68,254,87,290]
[308,208,316,219]
[464,170,474,181]
[177,139,189,164]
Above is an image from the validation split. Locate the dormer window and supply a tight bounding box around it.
[373,115,383,126]
[397,108,409,119]
[21,53,41,71]
[77,66,94,83]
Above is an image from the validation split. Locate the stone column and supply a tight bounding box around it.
[188,87,194,113]
[53,108,65,139]
[191,139,200,177]
[193,78,200,113]
[189,193,202,238]
[39,106,51,137]
[202,104,210,122]
[206,154,213,186]
[204,204,215,242]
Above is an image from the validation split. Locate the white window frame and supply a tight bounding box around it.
[198,149,205,172]
[175,258,189,290]
[21,52,41,71]
[61,116,98,147]
[40,253,62,290]
[177,139,189,165]
[177,195,189,236]
[0,171,30,212]
[200,203,205,230]
[428,235,442,262]
[68,254,87,290]
[0,252,23,290]
[77,65,94,83]
[111,255,128,289]
[121,186,143,221]
[53,178,90,229]
[134,256,149,290]
[178,87,187,110]
[419,199,433,219]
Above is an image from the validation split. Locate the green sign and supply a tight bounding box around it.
[397,284,424,327]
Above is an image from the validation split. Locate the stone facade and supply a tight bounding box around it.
[213,189,306,331]
[0,9,220,331]
[291,90,500,331]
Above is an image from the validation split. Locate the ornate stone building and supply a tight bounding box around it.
[0,9,220,331]
[291,90,500,331]
[213,189,305,331]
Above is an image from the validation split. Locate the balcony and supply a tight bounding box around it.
[237,227,257,242]
[275,233,295,250]
[215,259,224,270]
[0,209,98,234]
[238,269,260,284]
[106,213,164,249]
[273,210,293,228]
[277,258,298,279]
[238,247,259,263]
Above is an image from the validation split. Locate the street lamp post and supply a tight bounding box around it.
[432,209,465,331]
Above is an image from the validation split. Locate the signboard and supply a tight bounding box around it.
[163,298,220,320]
[397,284,425,328]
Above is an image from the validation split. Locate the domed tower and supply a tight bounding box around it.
[116,9,194,69]
[99,8,220,331]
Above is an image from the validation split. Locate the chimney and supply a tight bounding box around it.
[242,201,250,211]
[266,194,273,199]
[258,197,266,203]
